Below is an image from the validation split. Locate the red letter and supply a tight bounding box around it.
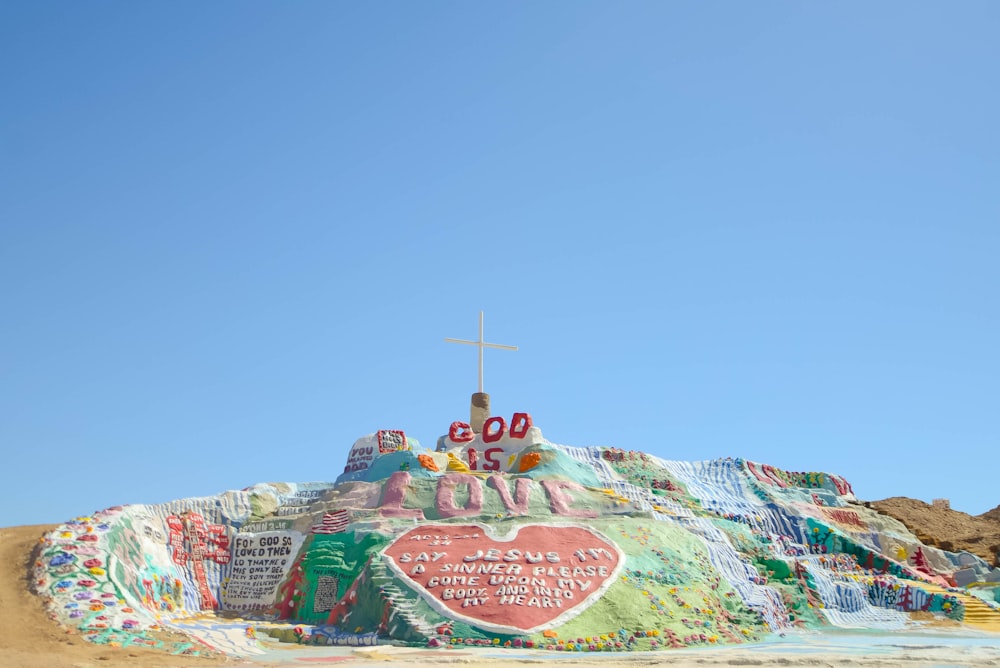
[509,412,532,439]
[483,447,503,472]
[449,421,474,443]
[482,416,506,443]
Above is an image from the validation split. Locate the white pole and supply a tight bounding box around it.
[478,311,484,393]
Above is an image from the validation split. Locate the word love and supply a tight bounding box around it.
[379,472,598,521]
[448,412,533,444]
[382,524,623,634]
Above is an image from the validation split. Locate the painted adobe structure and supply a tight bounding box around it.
[32,413,1000,657]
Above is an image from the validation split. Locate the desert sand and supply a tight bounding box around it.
[5,524,1000,668]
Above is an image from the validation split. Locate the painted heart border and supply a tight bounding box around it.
[381,522,624,635]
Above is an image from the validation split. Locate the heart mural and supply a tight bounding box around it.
[382,523,624,634]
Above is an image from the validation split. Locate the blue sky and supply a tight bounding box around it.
[1,2,997,528]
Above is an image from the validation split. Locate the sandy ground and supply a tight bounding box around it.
[4,524,1000,668]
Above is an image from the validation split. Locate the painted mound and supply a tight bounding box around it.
[32,413,1000,658]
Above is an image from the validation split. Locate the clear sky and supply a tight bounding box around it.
[2,2,997,528]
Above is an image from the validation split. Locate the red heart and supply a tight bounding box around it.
[382,523,623,634]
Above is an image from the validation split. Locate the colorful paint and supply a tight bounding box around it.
[31,415,1000,659]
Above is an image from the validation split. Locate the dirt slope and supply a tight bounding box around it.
[980,504,1000,525]
[870,498,1000,567]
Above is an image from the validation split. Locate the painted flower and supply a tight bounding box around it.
[49,553,75,567]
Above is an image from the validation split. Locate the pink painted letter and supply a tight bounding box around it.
[436,473,484,519]
[380,471,425,519]
[488,475,533,515]
[541,480,598,518]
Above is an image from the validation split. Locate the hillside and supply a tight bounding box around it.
[981,504,1000,525]
[870,498,1000,567]
[24,415,1000,661]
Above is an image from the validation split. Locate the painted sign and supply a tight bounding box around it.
[447,413,533,444]
[222,531,306,612]
[343,435,378,474]
[382,523,623,634]
[378,429,407,453]
[380,473,599,520]
[165,512,230,610]
[241,519,295,533]
[439,413,537,473]
[313,575,340,613]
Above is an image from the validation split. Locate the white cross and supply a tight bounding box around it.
[445,311,517,394]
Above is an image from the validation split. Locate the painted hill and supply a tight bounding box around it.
[30,414,1000,659]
